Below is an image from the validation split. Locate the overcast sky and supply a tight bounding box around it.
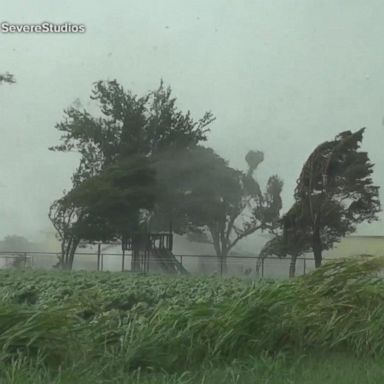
[0,0,383,244]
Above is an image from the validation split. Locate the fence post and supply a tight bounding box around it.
[220,257,223,278]
[97,243,101,271]
[303,258,306,275]
[122,249,125,272]
[101,253,104,271]
[261,258,265,278]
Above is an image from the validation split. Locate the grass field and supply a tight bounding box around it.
[0,256,384,383]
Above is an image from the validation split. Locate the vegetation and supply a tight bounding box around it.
[48,156,158,269]
[0,235,37,252]
[262,129,381,275]
[0,235,38,268]
[49,80,214,269]
[0,257,384,382]
[154,146,283,272]
[49,80,283,272]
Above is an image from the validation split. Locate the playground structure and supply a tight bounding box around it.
[122,231,188,274]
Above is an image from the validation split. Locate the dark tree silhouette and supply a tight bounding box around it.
[49,80,214,269]
[0,72,15,85]
[153,146,283,273]
[273,128,380,270]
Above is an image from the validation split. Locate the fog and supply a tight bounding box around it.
[1,0,383,251]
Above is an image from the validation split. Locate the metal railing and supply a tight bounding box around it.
[0,250,342,278]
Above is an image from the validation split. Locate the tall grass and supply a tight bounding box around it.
[93,256,384,371]
[0,255,384,380]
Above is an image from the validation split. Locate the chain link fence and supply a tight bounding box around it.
[0,251,337,279]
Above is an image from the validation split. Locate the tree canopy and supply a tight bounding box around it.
[64,155,157,241]
[50,80,214,185]
[151,146,283,272]
[49,80,215,269]
[266,128,381,270]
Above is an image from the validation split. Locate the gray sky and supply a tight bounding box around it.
[0,0,383,243]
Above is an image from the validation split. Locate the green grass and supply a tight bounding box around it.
[0,255,383,382]
[0,353,384,383]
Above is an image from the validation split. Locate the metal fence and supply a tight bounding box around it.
[0,250,338,279]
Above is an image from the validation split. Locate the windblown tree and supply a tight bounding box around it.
[50,80,213,183]
[271,128,380,271]
[153,147,283,273]
[48,195,85,270]
[0,72,15,85]
[49,80,214,269]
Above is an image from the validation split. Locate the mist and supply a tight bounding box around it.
[1,0,383,253]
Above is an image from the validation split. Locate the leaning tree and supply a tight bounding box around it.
[48,195,84,270]
[279,128,380,269]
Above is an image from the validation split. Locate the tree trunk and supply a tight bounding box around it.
[218,251,228,276]
[131,238,140,272]
[209,225,229,276]
[312,229,322,268]
[68,238,79,270]
[289,254,297,278]
[60,236,79,271]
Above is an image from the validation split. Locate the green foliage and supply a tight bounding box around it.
[152,146,241,231]
[1,256,384,380]
[49,80,282,274]
[1,353,383,384]
[65,156,157,241]
[152,146,283,270]
[49,80,215,269]
[278,129,381,267]
[50,80,214,185]
[245,150,264,172]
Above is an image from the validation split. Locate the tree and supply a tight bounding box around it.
[0,235,34,251]
[49,80,214,269]
[66,156,157,239]
[50,80,213,184]
[49,156,158,269]
[153,146,283,273]
[48,196,84,270]
[0,235,36,268]
[258,208,312,278]
[0,72,15,85]
[280,128,380,269]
